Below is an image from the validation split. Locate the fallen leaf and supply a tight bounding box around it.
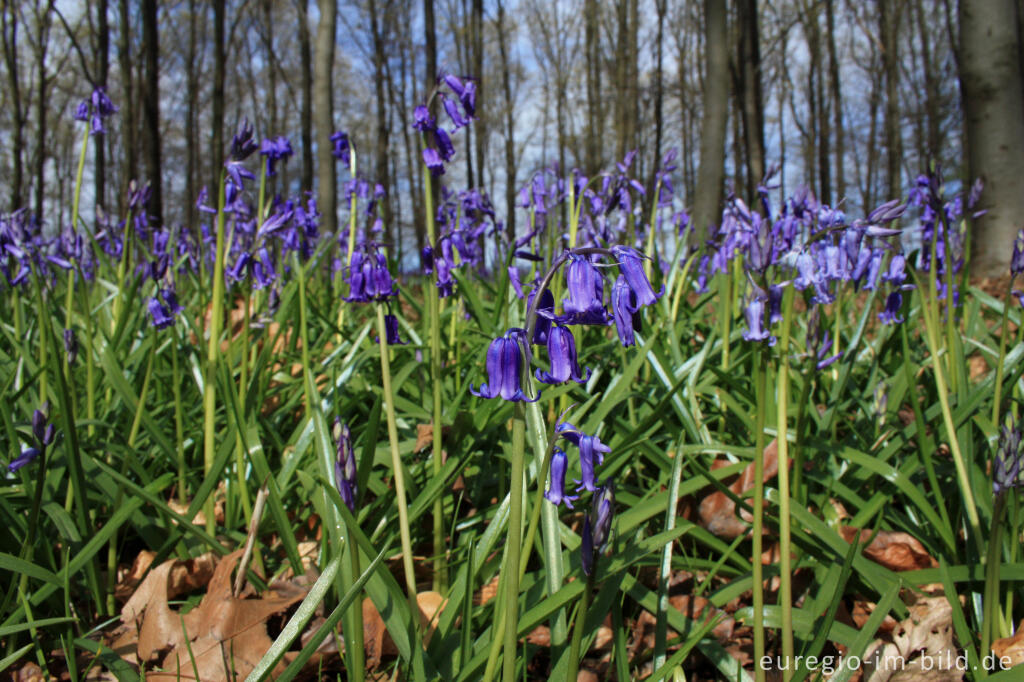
[862,596,962,681]
[698,440,779,539]
[991,623,1024,670]
[840,528,938,571]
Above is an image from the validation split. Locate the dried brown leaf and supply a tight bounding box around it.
[698,439,779,539]
[840,528,938,571]
[991,623,1024,670]
[862,596,962,681]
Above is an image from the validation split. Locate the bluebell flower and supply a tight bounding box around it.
[994,417,1024,497]
[611,275,639,347]
[535,325,590,385]
[423,148,445,176]
[1012,229,1024,277]
[10,407,54,472]
[435,256,454,297]
[557,422,611,493]
[612,246,661,306]
[508,266,526,300]
[333,418,358,511]
[878,291,904,325]
[581,479,615,576]
[742,294,776,345]
[330,130,351,166]
[64,328,78,366]
[229,118,258,161]
[8,447,42,473]
[529,288,555,345]
[471,329,538,402]
[382,313,407,345]
[544,448,578,509]
[560,254,609,325]
[260,136,293,177]
[148,297,174,329]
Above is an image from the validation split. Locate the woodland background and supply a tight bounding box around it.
[2,0,1023,273]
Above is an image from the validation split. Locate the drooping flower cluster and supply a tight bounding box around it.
[413,74,476,176]
[994,416,1023,498]
[333,418,358,511]
[581,480,614,576]
[73,87,119,136]
[8,405,56,473]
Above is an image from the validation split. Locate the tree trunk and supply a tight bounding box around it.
[915,0,940,164]
[297,0,314,195]
[117,0,136,206]
[422,0,438,262]
[736,0,765,203]
[314,0,337,237]
[880,0,902,199]
[826,0,844,201]
[95,0,109,211]
[584,0,601,176]
[369,0,393,248]
[141,0,162,226]
[691,0,729,244]
[650,0,666,195]
[212,1,226,194]
[2,1,26,211]
[34,1,54,221]
[186,0,198,230]
[960,0,1024,274]
[497,0,516,242]
[472,0,485,189]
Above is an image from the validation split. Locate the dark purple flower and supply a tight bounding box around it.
[435,257,454,297]
[260,136,293,177]
[383,313,407,345]
[878,291,904,325]
[412,105,435,132]
[1012,229,1024,277]
[443,96,469,129]
[742,295,775,345]
[535,325,590,385]
[32,408,55,446]
[611,275,640,347]
[229,118,258,161]
[330,130,351,166]
[612,246,661,306]
[530,288,555,345]
[581,479,615,576]
[333,418,358,511]
[470,330,539,402]
[64,328,78,367]
[560,254,609,325]
[994,417,1024,497]
[423,148,445,176]
[8,447,42,473]
[73,101,89,122]
[434,128,455,162]
[556,422,611,493]
[544,448,578,509]
[509,266,526,300]
[148,297,174,329]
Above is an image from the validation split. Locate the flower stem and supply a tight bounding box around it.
[501,402,527,682]
[566,571,596,682]
[201,172,228,535]
[992,277,1016,425]
[752,347,767,682]
[375,303,421,631]
[981,494,1006,663]
[776,287,795,680]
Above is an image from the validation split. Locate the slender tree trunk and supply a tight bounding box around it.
[615,0,628,161]
[34,1,54,221]
[422,0,438,263]
[584,0,601,176]
[960,0,1024,274]
[369,0,393,247]
[2,1,26,211]
[826,0,844,201]
[880,0,902,199]
[186,0,198,230]
[212,1,226,193]
[117,0,136,205]
[650,0,666,194]
[497,0,516,241]
[691,0,729,244]
[472,0,485,189]
[95,0,109,211]
[297,0,314,195]
[736,0,766,202]
[141,0,162,226]
[915,0,940,163]
[314,0,337,236]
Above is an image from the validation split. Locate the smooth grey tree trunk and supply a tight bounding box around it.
[691,0,729,245]
[314,0,337,237]
[960,0,1024,275]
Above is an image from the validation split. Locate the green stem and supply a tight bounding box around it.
[752,348,767,682]
[992,277,1016,425]
[776,288,795,681]
[172,325,186,504]
[201,172,229,535]
[422,159,448,591]
[375,303,421,630]
[501,403,527,682]
[566,571,596,682]
[654,438,687,671]
[982,494,1007,662]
